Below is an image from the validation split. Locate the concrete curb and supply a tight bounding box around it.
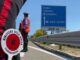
[31,41,80,60]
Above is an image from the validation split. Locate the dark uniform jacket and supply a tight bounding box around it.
[0,0,27,58]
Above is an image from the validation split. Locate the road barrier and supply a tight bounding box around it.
[33,31,80,47]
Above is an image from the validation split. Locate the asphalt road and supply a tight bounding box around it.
[21,41,65,60]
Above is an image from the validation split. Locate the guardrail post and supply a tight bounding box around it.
[59,45,62,50]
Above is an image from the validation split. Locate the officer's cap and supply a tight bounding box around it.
[24,12,29,16]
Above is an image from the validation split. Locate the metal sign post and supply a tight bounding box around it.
[1,29,23,60]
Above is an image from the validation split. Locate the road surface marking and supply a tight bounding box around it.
[20,52,25,57]
[28,46,67,60]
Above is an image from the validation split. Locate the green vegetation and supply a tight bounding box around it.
[32,29,47,38]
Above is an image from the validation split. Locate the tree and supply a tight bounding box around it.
[34,29,47,38]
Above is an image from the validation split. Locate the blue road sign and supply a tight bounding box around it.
[41,5,66,28]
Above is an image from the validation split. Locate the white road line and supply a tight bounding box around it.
[28,46,67,60]
[20,52,25,57]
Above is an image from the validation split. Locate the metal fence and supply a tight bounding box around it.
[33,31,80,47]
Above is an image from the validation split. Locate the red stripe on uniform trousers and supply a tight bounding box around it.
[0,0,12,33]
[0,0,12,57]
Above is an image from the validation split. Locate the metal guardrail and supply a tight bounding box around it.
[34,31,80,47]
